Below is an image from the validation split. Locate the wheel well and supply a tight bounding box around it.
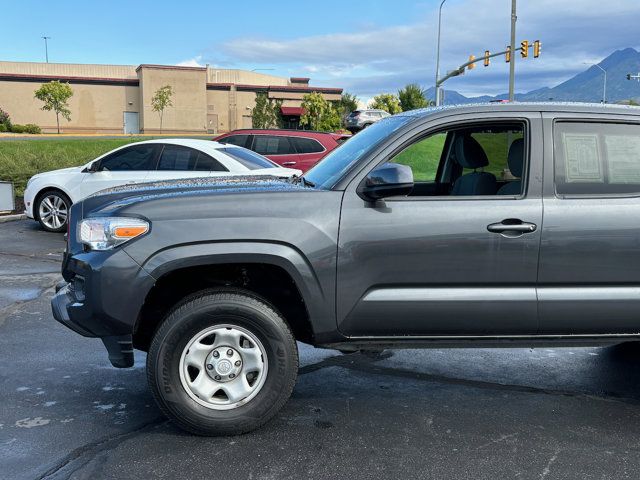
[33,187,71,221]
[134,263,313,351]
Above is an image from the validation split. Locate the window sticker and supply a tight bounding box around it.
[605,135,640,184]
[562,133,603,183]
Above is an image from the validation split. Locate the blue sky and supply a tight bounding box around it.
[2,0,639,102]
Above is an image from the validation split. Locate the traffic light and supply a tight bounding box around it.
[521,40,529,58]
[505,46,511,63]
[484,50,490,67]
[468,55,476,70]
[533,40,541,58]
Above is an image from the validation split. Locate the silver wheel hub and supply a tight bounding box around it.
[38,194,68,230]
[179,325,268,410]
[206,346,242,382]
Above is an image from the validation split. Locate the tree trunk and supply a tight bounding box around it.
[159,112,163,134]
[56,112,60,134]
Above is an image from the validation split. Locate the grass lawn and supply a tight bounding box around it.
[0,137,165,197]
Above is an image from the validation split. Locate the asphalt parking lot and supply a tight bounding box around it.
[2,219,640,479]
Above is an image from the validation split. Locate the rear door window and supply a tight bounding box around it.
[555,122,640,195]
[252,135,294,155]
[220,147,277,170]
[293,137,325,154]
[157,145,227,172]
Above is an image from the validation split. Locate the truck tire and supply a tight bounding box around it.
[147,288,298,436]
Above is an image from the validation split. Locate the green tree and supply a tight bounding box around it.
[370,93,402,114]
[34,81,73,134]
[300,92,342,131]
[251,92,283,129]
[398,83,429,111]
[151,85,174,134]
[338,92,359,116]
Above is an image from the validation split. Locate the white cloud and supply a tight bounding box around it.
[219,0,640,97]
[176,55,205,67]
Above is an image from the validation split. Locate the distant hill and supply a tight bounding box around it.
[427,48,640,104]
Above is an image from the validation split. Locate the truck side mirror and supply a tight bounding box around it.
[357,162,414,201]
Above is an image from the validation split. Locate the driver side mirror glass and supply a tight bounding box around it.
[357,162,414,201]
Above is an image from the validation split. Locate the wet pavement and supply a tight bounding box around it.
[1,219,640,479]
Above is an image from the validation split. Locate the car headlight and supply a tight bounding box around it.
[79,217,149,251]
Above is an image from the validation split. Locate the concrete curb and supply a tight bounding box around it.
[0,213,27,223]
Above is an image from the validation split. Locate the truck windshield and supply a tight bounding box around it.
[304,116,413,189]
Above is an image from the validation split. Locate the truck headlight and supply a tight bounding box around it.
[79,217,149,251]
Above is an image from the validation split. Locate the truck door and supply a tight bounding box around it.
[336,113,544,337]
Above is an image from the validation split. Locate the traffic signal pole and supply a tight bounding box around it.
[508,0,517,101]
[435,48,521,89]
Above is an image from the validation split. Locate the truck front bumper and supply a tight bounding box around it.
[52,281,135,368]
[51,246,155,368]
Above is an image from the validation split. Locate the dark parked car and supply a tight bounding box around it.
[214,129,350,172]
[53,103,640,436]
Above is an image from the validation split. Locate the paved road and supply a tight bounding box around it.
[1,219,640,479]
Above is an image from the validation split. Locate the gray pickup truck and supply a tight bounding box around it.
[52,103,640,435]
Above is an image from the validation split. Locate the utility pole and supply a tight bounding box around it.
[42,36,51,63]
[434,0,449,106]
[508,0,517,101]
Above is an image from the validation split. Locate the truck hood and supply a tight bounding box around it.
[81,175,312,215]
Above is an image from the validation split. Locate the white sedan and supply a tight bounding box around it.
[24,139,302,232]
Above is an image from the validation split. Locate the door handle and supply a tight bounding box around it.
[282,162,297,166]
[487,219,537,236]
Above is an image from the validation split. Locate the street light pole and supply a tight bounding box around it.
[434,0,448,106]
[42,36,51,63]
[508,0,517,101]
[589,63,607,104]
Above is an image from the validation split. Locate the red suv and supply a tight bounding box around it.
[213,129,350,172]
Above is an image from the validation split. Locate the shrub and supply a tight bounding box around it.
[24,124,41,134]
[11,124,26,133]
[0,107,11,129]
[0,124,7,132]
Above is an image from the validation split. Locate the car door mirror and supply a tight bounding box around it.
[86,161,100,173]
[357,162,414,201]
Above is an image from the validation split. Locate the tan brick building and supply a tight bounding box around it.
[0,61,343,134]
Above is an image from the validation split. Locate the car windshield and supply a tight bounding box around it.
[219,147,278,170]
[304,116,413,189]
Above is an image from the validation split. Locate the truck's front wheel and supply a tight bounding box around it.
[147,289,298,436]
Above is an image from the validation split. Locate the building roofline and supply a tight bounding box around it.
[136,64,207,72]
[0,72,139,86]
[206,82,342,94]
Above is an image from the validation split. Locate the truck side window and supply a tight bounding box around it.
[390,123,525,197]
[555,122,640,196]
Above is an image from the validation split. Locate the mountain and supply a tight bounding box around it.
[427,48,640,104]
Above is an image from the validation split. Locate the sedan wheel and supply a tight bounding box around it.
[37,192,70,233]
